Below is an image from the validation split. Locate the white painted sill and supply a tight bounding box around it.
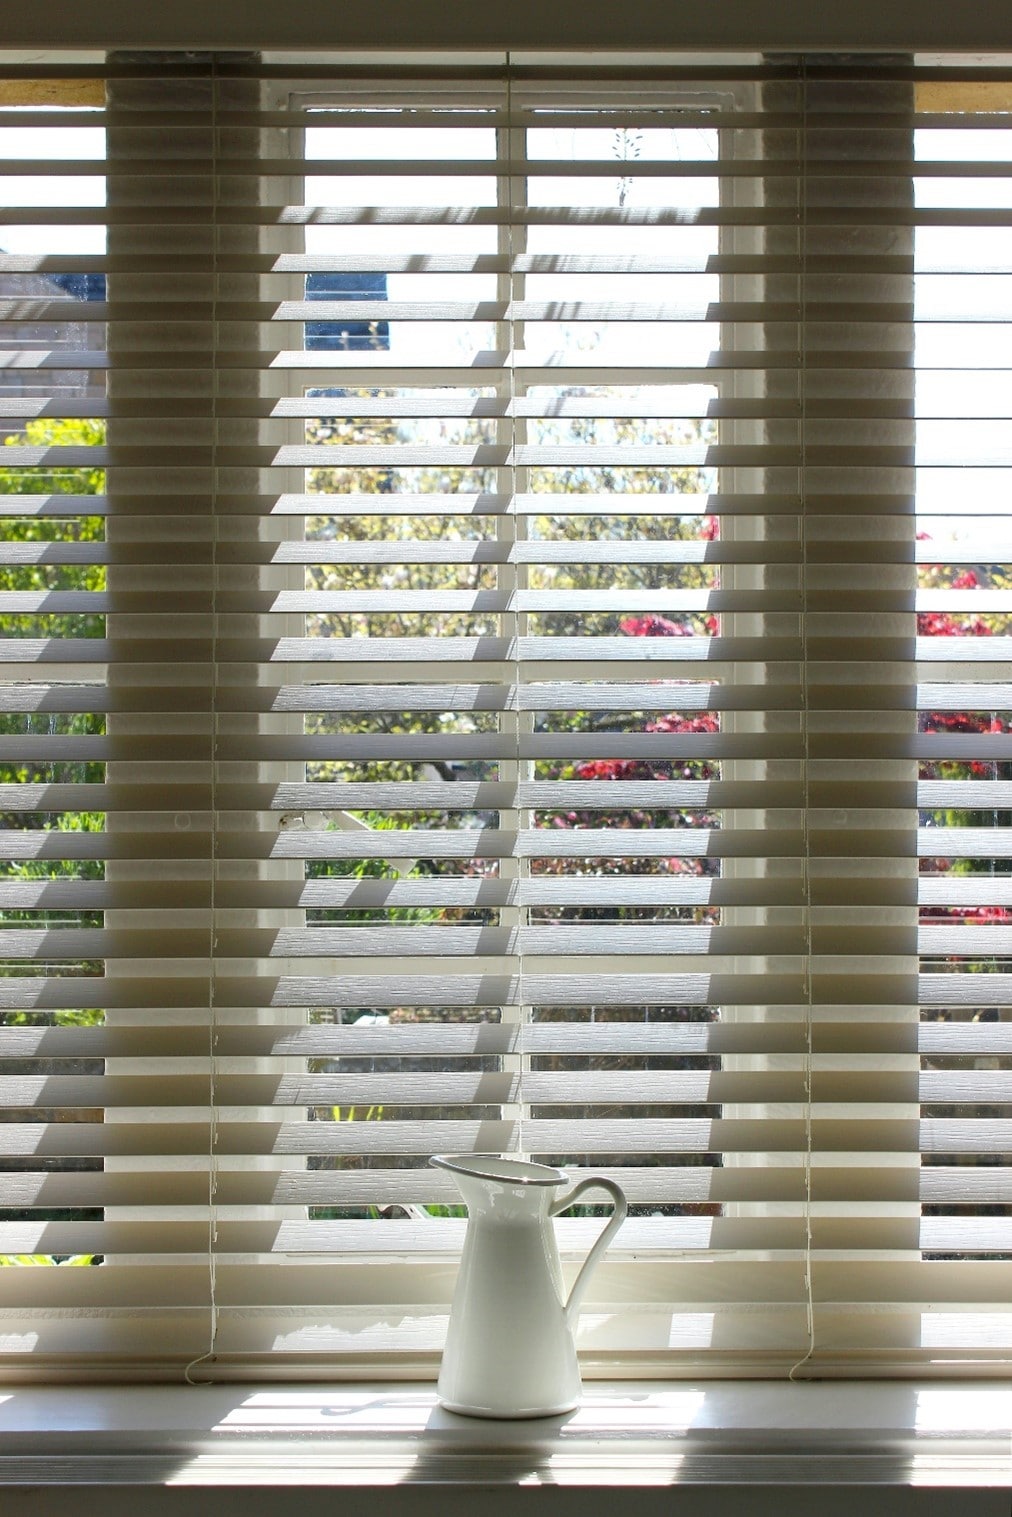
[3,1382,1012,1516]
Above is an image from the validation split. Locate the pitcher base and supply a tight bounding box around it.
[439,1394,579,1420]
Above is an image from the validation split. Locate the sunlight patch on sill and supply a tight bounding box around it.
[920,1315,1012,1351]
[915,1384,1012,1431]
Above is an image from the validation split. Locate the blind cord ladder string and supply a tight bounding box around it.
[185,54,222,1387]
[787,53,816,1384]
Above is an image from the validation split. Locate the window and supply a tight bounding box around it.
[1,51,1011,1379]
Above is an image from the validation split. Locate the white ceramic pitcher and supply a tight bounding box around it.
[430,1153,627,1418]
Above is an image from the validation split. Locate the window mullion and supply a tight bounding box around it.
[496,102,532,1155]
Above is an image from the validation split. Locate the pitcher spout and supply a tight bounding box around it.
[431,1153,567,1220]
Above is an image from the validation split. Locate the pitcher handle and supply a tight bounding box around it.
[550,1175,628,1326]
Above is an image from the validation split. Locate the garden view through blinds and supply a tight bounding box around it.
[1,52,1012,1377]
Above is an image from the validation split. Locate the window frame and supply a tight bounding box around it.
[7,50,1012,1384]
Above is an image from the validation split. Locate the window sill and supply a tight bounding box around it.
[2,1381,1012,1515]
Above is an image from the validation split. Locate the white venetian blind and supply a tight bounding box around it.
[0,51,1011,1379]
